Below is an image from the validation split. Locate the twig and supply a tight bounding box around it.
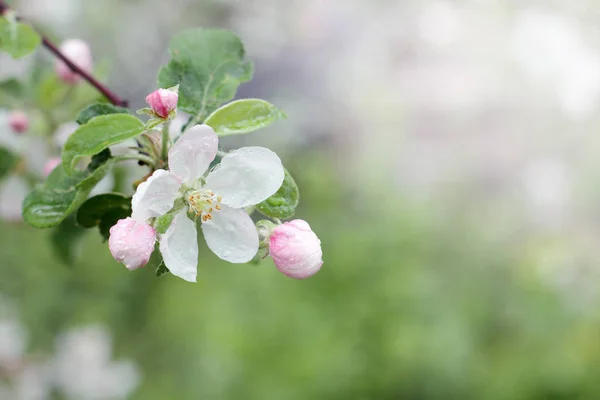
[0,0,128,107]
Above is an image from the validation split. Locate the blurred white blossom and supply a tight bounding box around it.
[418,1,464,47]
[0,297,140,400]
[512,9,600,119]
[53,325,140,400]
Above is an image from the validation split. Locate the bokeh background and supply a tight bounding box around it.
[3,0,600,398]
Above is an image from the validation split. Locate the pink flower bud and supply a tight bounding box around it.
[269,220,323,279]
[108,218,156,271]
[43,157,62,177]
[8,111,28,134]
[55,39,93,84]
[145,89,178,119]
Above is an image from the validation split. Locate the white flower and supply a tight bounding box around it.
[131,124,284,282]
[53,325,140,400]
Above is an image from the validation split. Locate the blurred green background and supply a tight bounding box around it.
[4,0,600,399]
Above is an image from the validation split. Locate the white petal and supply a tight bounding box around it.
[90,174,115,197]
[0,175,29,222]
[52,122,79,149]
[201,204,258,263]
[131,169,181,222]
[168,124,218,183]
[160,210,198,282]
[205,147,284,208]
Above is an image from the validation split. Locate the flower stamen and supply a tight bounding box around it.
[186,188,222,222]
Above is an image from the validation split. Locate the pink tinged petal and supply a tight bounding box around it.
[145,89,178,119]
[168,124,218,184]
[205,147,285,209]
[269,219,323,279]
[159,210,198,282]
[43,157,62,177]
[108,218,156,270]
[8,111,28,134]
[201,204,259,263]
[131,169,181,222]
[55,39,93,84]
[0,175,29,222]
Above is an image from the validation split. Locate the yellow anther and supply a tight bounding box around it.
[215,205,221,211]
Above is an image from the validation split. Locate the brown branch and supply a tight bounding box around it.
[0,1,128,107]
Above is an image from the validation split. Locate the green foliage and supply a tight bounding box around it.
[77,193,132,240]
[0,17,41,58]
[50,215,86,265]
[0,147,18,180]
[155,262,169,277]
[154,210,178,235]
[76,103,129,125]
[146,243,167,276]
[34,63,111,114]
[87,148,112,172]
[158,28,253,119]
[62,114,144,174]
[205,99,285,136]
[22,161,113,228]
[0,78,24,107]
[256,169,299,219]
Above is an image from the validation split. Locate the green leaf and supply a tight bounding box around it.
[154,211,177,235]
[155,262,169,277]
[62,114,144,174]
[256,169,299,219]
[22,161,113,228]
[144,244,167,276]
[76,103,129,125]
[0,17,41,58]
[88,148,112,172]
[77,193,131,240]
[50,215,86,265]
[157,28,253,118]
[204,99,285,136]
[0,78,24,107]
[0,147,18,180]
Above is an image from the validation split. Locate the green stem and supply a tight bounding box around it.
[114,154,156,167]
[161,121,171,162]
[216,150,228,158]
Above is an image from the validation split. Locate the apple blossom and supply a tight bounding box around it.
[146,88,178,119]
[108,218,156,271]
[55,39,93,84]
[8,111,28,134]
[130,124,284,282]
[269,220,323,279]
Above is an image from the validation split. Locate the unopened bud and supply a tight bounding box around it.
[145,88,178,119]
[108,218,156,270]
[8,111,28,134]
[269,220,323,279]
[55,39,93,84]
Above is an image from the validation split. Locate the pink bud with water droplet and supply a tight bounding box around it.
[108,218,156,270]
[55,39,93,84]
[269,219,323,279]
[145,88,178,119]
[8,111,28,134]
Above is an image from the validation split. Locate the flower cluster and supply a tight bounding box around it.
[108,90,323,282]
